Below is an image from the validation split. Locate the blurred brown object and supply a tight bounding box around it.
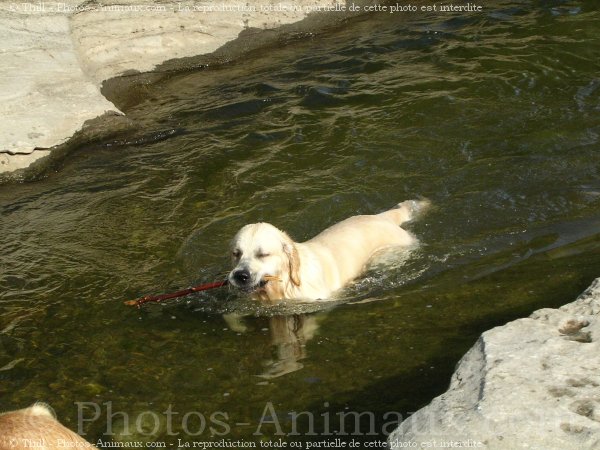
[0,403,95,450]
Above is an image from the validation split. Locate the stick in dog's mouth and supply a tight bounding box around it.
[260,275,281,287]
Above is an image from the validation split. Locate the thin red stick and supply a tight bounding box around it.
[125,279,228,308]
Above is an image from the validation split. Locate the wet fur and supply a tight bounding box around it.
[229,200,428,301]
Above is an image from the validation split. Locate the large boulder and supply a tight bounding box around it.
[389,278,600,450]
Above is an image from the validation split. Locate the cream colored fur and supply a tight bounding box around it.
[228,199,429,301]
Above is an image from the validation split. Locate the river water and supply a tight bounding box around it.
[1,0,599,445]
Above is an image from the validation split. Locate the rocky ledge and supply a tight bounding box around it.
[389,278,600,450]
[0,0,355,176]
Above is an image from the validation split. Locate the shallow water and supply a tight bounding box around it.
[1,0,600,445]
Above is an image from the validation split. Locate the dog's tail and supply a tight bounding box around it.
[379,199,431,225]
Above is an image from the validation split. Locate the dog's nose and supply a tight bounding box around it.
[233,269,251,285]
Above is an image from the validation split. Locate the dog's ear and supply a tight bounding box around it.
[282,234,301,286]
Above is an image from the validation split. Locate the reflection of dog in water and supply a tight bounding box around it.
[262,314,320,378]
[228,200,429,302]
[0,403,95,449]
[224,313,320,379]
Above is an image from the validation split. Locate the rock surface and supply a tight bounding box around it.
[0,2,119,173]
[0,0,348,175]
[389,278,600,450]
[70,0,319,84]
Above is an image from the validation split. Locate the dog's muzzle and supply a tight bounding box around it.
[232,269,251,286]
[230,269,269,292]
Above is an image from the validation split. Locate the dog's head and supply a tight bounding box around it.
[228,223,300,299]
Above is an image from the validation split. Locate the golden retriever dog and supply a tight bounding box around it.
[0,403,94,450]
[228,199,429,301]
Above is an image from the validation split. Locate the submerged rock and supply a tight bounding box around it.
[389,278,600,450]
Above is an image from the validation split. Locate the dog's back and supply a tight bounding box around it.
[301,200,430,294]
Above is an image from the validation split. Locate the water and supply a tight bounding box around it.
[1,0,600,445]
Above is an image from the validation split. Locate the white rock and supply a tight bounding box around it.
[0,0,347,175]
[389,278,600,450]
[0,4,119,172]
[70,0,318,84]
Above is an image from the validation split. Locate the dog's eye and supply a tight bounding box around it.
[232,250,242,258]
[257,252,271,259]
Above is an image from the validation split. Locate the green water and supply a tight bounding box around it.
[1,0,600,446]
